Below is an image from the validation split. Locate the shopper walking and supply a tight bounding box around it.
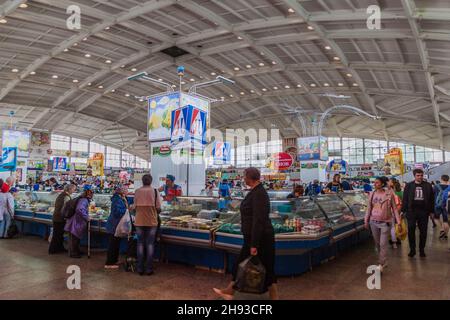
[132,174,161,276]
[387,178,403,249]
[402,169,435,258]
[0,179,15,239]
[433,175,450,240]
[49,184,77,254]
[213,167,278,300]
[65,185,93,258]
[104,185,129,269]
[364,177,401,272]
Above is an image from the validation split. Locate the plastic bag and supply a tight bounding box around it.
[395,218,407,241]
[114,210,132,238]
[234,256,266,294]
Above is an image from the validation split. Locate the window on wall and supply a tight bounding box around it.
[121,151,135,168]
[89,141,105,157]
[327,137,341,154]
[51,134,70,151]
[135,157,149,169]
[342,138,364,164]
[71,138,88,152]
[106,146,121,168]
[364,139,388,164]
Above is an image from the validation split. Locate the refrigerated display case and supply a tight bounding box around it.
[13,191,370,276]
[339,191,368,229]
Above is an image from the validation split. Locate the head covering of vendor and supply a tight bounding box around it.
[166,174,175,182]
[114,184,127,194]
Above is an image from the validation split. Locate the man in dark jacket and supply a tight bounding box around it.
[402,169,435,258]
[49,183,76,254]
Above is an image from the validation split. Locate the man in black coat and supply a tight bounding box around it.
[401,169,434,258]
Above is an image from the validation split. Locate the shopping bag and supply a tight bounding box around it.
[7,220,19,238]
[114,210,132,238]
[395,218,407,241]
[234,256,266,294]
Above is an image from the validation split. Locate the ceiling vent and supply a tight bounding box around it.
[160,46,189,58]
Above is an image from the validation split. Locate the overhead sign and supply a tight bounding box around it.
[170,96,209,150]
[0,147,17,172]
[326,159,348,174]
[384,148,404,175]
[148,92,180,142]
[87,152,104,176]
[2,130,30,158]
[266,152,293,171]
[297,136,328,161]
[53,157,68,171]
[212,141,231,165]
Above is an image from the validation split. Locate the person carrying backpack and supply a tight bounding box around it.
[64,185,93,258]
[433,175,450,240]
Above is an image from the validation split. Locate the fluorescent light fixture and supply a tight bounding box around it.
[11,69,19,73]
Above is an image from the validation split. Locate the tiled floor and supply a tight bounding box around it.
[0,227,449,300]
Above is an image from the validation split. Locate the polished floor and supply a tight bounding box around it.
[0,226,449,300]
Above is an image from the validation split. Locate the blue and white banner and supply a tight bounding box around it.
[0,147,17,172]
[212,142,231,165]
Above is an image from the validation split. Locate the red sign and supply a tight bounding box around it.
[272,152,293,170]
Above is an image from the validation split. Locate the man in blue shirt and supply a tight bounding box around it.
[363,179,373,193]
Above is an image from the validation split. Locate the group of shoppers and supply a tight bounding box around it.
[365,168,447,273]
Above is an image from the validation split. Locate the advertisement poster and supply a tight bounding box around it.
[29,131,51,159]
[170,105,207,150]
[384,148,404,176]
[2,130,30,158]
[319,136,329,161]
[266,152,293,171]
[87,153,104,176]
[301,162,319,169]
[326,159,348,174]
[152,145,172,157]
[148,92,180,142]
[53,157,68,171]
[212,141,231,165]
[0,147,17,172]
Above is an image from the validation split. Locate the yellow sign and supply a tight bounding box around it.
[87,153,104,176]
[384,148,404,175]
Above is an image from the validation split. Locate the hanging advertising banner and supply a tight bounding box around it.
[266,152,293,171]
[297,136,328,161]
[326,159,348,174]
[212,141,231,165]
[87,153,104,176]
[0,147,17,172]
[29,131,51,160]
[2,130,30,158]
[170,96,208,150]
[148,92,180,142]
[53,157,68,171]
[384,148,404,175]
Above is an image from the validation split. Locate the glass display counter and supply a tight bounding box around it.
[339,192,368,219]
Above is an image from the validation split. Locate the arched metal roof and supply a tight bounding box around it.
[1,0,450,159]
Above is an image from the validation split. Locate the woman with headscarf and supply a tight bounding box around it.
[104,185,129,269]
[213,167,278,300]
[0,179,15,238]
[65,185,93,258]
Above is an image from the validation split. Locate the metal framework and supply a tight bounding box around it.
[0,0,450,159]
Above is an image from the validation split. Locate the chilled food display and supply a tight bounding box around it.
[339,192,368,218]
[315,195,356,226]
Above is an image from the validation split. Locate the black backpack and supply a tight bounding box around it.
[62,196,82,219]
